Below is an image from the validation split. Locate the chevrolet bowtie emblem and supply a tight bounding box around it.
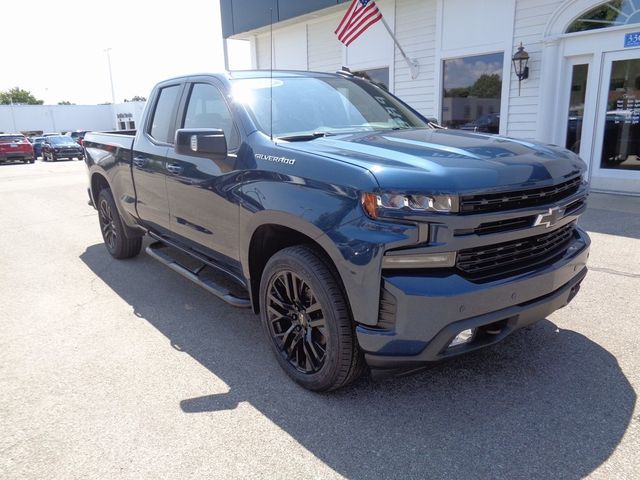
[534,206,566,228]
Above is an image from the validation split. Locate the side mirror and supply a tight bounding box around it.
[175,128,227,160]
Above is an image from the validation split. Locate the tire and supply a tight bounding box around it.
[259,245,365,391]
[97,188,142,259]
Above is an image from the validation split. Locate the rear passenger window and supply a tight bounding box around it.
[149,85,181,144]
[183,83,239,150]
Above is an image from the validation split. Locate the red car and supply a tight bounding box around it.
[0,134,35,164]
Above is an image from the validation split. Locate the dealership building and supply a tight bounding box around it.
[221,0,640,195]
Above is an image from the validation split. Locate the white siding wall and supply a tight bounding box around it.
[256,34,271,70]
[394,0,438,117]
[308,14,344,73]
[508,0,564,139]
[0,105,115,134]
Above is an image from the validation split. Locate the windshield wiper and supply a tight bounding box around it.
[276,131,335,142]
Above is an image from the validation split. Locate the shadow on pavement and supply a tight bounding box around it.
[81,242,635,479]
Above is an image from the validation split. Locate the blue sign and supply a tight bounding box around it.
[624,32,640,48]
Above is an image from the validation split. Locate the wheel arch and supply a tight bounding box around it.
[244,215,352,318]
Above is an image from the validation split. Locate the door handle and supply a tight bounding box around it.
[132,156,147,168]
[166,163,183,175]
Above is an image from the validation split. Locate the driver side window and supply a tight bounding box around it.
[183,83,239,151]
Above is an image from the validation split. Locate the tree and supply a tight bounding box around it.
[124,96,147,102]
[0,87,44,105]
[58,101,75,105]
[469,74,502,99]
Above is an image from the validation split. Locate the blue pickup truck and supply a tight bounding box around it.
[84,70,590,391]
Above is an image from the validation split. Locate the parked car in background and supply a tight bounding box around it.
[42,135,85,161]
[42,133,60,137]
[29,136,46,158]
[66,130,90,145]
[0,134,35,164]
[459,113,501,134]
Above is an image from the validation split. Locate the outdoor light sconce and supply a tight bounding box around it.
[512,43,530,96]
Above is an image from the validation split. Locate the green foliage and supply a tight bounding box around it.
[469,74,502,99]
[58,101,75,105]
[0,87,44,105]
[445,87,470,98]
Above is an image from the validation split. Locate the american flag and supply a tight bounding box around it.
[335,0,383,46]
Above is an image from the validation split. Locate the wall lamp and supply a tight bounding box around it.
[512,42,530,95]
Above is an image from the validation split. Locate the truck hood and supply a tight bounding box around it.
[280,128,586,193]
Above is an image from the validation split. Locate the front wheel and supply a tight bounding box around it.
[97,188,142,259]
[259,245,365,391]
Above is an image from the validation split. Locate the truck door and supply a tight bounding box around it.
[164,81,242,269]
[132,83,182,234]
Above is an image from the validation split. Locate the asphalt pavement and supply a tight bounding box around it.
[1,159,639,479]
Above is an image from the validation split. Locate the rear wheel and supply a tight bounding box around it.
[259,245,365,391]
[97,188,142,259]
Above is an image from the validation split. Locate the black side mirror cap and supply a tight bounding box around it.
[175,128,227,160]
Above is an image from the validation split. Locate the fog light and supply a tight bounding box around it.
[449,329,474,348]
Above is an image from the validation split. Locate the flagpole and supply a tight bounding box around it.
[379,16,419,80]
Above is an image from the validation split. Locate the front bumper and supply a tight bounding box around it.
[357,226,590,370]
[52,150,84,158]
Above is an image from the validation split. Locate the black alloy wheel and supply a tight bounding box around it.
[98,196,118,252]
[259,245,365,391]
[266,269,328,374]
[96,188,142,259]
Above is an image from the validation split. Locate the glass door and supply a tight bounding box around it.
[592,50,640,193]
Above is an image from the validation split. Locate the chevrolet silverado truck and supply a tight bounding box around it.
[84,70,590,391]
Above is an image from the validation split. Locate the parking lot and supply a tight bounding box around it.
[1,159,639,479]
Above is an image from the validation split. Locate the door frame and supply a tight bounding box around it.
[552,25,640,194]
[589,49,640,190]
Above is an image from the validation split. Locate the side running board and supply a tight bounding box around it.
[145,242,251,308]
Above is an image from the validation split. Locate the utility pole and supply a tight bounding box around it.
[104,48,116,104]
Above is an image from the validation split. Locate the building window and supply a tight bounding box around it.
[567,1,640,33]
[441,53,504,133]
[600,58,640,170]
[128,121,135,129]
[119,121,126,130]
[353,67,390,90]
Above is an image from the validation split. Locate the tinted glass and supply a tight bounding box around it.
[183,83,239,149]
[353,67,390,90]
[442,53,504,132]
[566,64,589,154]
[567,1,640,33]
[149,84,181,143]
[48,136,75,144]
[600,58,640,170]
[231,76,427,138]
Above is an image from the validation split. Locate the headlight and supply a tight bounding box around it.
[361,192,458,219]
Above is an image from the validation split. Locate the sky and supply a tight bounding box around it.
[0,0,251,105]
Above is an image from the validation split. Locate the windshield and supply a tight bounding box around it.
[48,136,75,144]
[231,76,429,138]
[0,135,26,143]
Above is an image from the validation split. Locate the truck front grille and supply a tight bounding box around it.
[459,176,582,214]
[456,223,576,279]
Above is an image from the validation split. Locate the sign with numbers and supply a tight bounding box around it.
[624,32,640,48]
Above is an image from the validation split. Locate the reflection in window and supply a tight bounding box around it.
[566,64,589,154]
[441,53,503,133]
[353,67,390,91]
[566,1,640,33]
[600,58,640,170]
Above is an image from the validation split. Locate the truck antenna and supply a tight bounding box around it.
[270,8,274,142]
